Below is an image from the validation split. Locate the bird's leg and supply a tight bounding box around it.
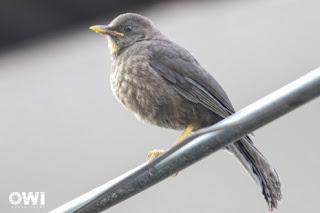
[172,124,194,147]
[146,124,194,162]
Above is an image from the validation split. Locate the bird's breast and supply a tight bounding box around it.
[109,52,191,129]
[110,54,163,124]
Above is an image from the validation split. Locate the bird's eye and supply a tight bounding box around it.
[124,25,133,32]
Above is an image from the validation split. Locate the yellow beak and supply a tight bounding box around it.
[89,25,124,37]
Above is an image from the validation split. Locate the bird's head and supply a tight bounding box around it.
[90,13,161,55]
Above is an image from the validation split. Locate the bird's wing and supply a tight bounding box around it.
[147,41,235,118]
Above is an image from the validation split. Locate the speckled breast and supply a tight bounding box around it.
[109,49,186,129]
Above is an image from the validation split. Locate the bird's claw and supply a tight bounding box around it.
[146,149,179,177]
[146,149,165,162]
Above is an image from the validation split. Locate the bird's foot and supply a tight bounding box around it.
[146,149,165,162]
[146,149,179,177]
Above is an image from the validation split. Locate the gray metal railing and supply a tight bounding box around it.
[50,67,320,213]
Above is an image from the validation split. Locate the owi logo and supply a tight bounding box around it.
[9,192,45,209]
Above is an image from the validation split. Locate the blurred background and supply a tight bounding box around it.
[1,0,320,212]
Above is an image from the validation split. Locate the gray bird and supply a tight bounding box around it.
[90,13,282,210]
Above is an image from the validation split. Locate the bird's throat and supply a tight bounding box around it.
[107,37,120,56]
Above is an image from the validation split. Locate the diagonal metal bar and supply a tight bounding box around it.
[51,67,320,213]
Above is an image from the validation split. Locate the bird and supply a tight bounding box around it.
[90,13,282,210]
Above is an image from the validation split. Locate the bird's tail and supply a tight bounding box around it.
[227,136,282,211]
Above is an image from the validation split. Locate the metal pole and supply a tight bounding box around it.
[51,67,320,213]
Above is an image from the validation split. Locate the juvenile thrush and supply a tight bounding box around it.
[90,13,282,210]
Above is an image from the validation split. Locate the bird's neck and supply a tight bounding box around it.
[107,36,120,57]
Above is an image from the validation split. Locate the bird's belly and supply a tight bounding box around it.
[110,68,193,130]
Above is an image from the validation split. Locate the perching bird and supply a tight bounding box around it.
[90,13,282,210]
